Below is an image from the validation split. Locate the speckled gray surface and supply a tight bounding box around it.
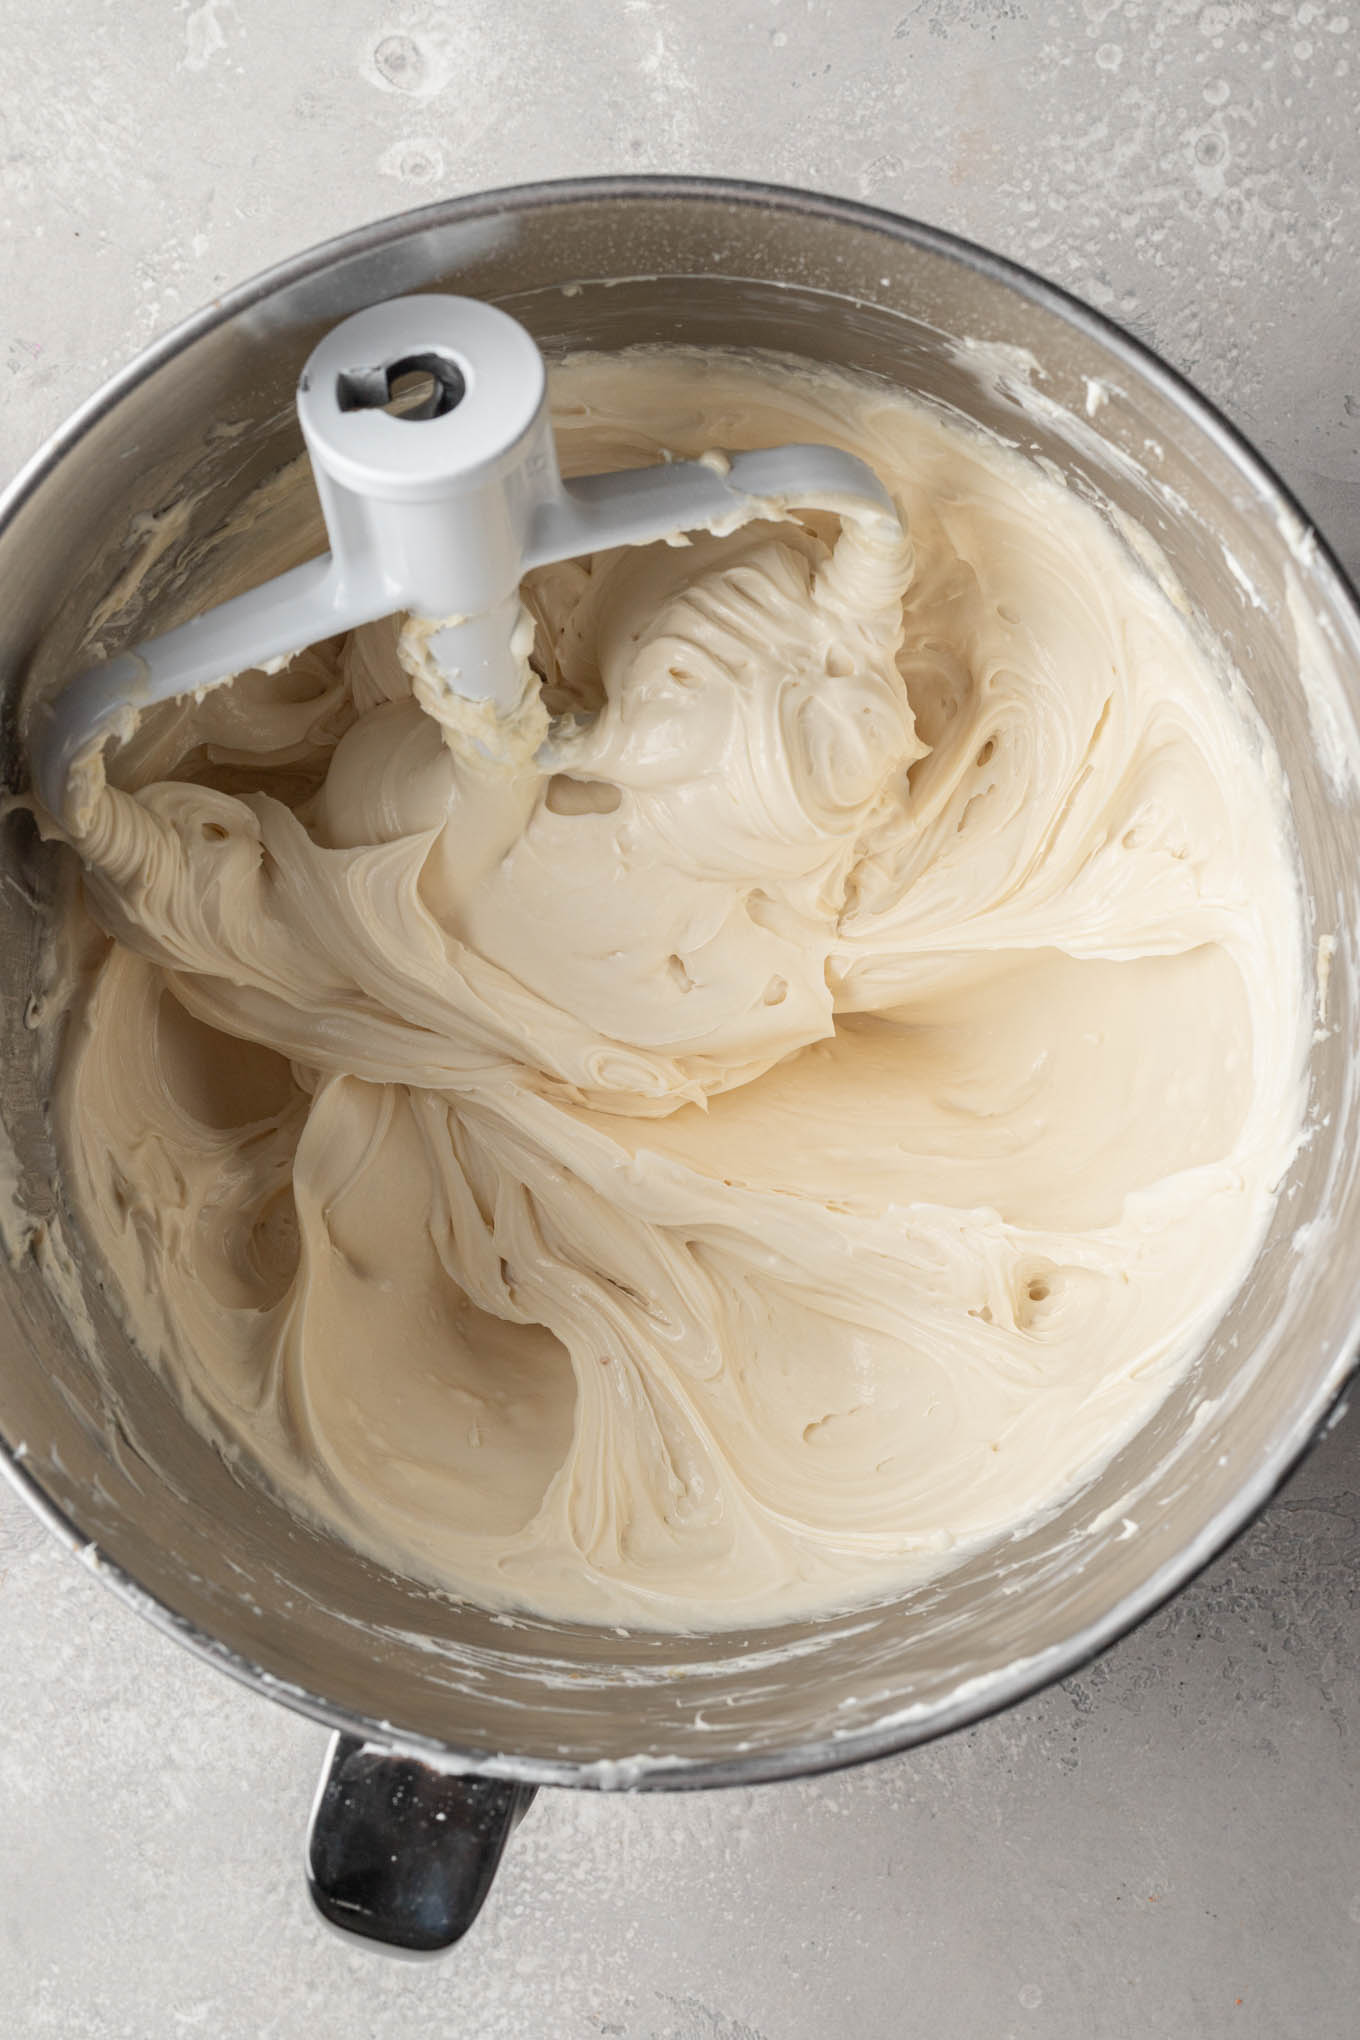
[2,3,1359,2035]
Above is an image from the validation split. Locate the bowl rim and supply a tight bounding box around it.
[3,171,1359,1792]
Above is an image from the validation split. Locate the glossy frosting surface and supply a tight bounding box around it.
[52,349,1307,1628]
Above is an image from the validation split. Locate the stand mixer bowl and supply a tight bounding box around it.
[2,177,1358,1947]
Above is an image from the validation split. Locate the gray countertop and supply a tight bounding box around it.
[2,3,1359,2034]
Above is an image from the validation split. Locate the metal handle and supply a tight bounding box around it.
[306,1732,537,1954]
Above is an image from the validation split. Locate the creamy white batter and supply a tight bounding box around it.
[47,348,1308,1629]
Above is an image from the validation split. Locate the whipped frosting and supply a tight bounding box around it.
[49,347,1308,1629]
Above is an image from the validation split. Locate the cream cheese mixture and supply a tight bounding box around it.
[47,349,1308,1629]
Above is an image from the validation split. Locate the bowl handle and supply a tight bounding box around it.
[306,1731,536,1954]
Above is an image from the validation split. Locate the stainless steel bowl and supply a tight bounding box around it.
[3,177,1358,1949]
